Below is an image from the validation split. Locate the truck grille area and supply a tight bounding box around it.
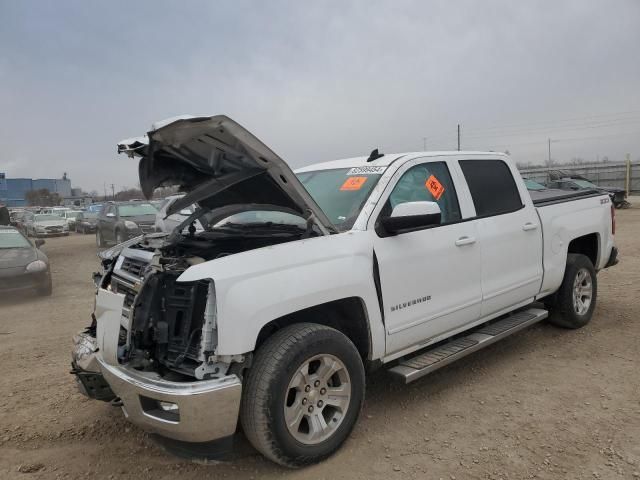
[129,272,210,376]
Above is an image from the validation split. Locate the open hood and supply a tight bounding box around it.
[118,115,335,234]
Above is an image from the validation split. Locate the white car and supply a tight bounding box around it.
[154,194,203,233]
[73,115,618,467]
[61,210,82,229]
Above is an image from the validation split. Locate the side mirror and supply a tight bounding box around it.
[106,212,116,218]
[35,239,45,248]
[380,201,442,235]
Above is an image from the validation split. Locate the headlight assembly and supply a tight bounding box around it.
[124,220,138,229]
[26,260,48,273]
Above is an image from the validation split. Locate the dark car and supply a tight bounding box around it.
[0,226,52,296]
[75,211,99,234]
[96,201,158,246]
[546,178,628,208]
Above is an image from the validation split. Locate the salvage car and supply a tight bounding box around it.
[72,115,618,467]
[24,213,69,237]
[154,194,204,233]
[95,201,158,246]
[75,211,98,234]
[0,226,51,295]
[546,176,629,208]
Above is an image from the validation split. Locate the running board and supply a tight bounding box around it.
[387,308,548,384]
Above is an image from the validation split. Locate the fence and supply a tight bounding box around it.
[519,161,640,194]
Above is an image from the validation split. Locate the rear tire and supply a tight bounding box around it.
[240,323,365,468]
[546,253,597,329]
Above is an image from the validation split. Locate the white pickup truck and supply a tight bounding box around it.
[72,115,618,467]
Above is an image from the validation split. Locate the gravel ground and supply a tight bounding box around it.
[1,206,639,480]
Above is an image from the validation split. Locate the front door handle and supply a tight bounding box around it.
[455,236,476,247]
[522,223,538,231]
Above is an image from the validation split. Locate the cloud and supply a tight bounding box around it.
[1,0,639,191]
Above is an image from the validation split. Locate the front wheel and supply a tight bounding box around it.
[547,253,597,329]
[240,323,365,467]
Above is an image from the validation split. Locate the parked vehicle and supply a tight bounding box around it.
[61,210,82,229]
[72,115,618,467]
[24,213,69,237]
[523,178,546,190]
[9,210,28,232]
[87,203,104,213]
[0,226,52,296]
[75,211,99,234]
[546,174,629,208]
[95,201,158,247]
[154,194,204,233]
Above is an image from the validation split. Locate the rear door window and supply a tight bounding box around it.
[459,159,523,217]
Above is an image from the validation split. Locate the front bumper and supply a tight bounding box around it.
[0,271,49,293]
[98,360,242,443]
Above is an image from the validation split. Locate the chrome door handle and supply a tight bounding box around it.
[455,236,476,246]
[522,223,538,231]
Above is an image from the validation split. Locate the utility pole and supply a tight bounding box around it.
[423,137,427,151]
[110,183,115,200]
[457,124,461,151]
[547,138,551,167]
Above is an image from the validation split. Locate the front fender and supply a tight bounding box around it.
[177,231,385,359]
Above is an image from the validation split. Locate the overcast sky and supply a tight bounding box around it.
[1,0,639,193]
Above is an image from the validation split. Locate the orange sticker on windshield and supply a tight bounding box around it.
[340,176,368,191]
[425,175,445,200]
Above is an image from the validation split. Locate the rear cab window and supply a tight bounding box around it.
[459,159,523,217]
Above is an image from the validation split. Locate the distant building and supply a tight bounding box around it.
[0,172,73,207]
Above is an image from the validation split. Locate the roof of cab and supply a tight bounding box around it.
[294,151,507,173]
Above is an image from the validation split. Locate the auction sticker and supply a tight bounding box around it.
[425,174,445,200]
[346,166,386,175]
[340,176,368,191]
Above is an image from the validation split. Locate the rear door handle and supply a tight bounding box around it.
[522,223,538,231]
[455,236,476,247]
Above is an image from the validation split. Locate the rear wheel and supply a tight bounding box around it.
[546,253,597,329]
[240,323,365,467]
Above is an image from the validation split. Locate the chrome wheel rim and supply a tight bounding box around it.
[284,354,351,445]
[573,268,592,316]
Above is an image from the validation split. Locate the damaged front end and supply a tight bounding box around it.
[70,113,337,445]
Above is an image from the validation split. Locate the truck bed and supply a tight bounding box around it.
[529,188,601,207]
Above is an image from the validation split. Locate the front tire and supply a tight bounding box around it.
[547,253,597,329]
[240,323,365,468]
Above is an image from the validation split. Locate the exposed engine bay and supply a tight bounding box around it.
[97,221,316,381]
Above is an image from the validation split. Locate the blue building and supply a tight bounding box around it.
[0,172,73,207]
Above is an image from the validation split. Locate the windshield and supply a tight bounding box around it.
[117,204,158,217]
[296,168,383,230]
[35,214,63,222]
[572,179,598,188]
[66,211,81,219]
[0,230,31,248]
[524,179,546,190]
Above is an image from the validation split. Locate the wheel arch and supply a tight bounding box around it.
[567,232,600,268]
[254,297,372,361]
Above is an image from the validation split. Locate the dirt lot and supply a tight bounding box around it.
[1,206,639,480]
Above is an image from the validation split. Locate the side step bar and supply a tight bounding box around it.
[387,308,548,384]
